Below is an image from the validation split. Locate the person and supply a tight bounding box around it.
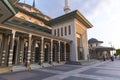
[111,56,114,61]
[103,55,106,61]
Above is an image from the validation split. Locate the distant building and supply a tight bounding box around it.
[88,38,115,60]
[0,0,93,73]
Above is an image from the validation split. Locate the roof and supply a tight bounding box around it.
[46,10,93,28]
[5,21,72,43]
[16,3,51,20]
[0,0,16,23]
[9,0,19,4]
[93,46,115,50]
[9,17,51,34]
[88,38,103,43]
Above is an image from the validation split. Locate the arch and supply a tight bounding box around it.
[60,42,64,61]
[53,43,58,62]
[44,42,50,62]
[23,41,28,63]
[34,42,40,63]
[12,39,18,65]
[20,16,26,20]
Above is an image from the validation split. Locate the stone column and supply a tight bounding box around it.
[8,30,16,67]
[57,41,60,63]
[49,39,53,64]
[25,34,32,70]
[39,37,44,66]
[19,36,24,64]
[1,34,9,66]
[64,42,67,62]
[15,37,19,65]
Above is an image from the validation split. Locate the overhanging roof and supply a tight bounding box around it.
[46,10,93,28]
[8,0,19,4]
[93,46,115,50]
[0,0,16,24]
[4,21,71,43]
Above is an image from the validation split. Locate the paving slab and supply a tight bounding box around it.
[0,60,120,80]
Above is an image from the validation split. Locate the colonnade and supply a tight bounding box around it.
[0,29,69,70]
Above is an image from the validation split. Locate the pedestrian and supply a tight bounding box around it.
[103,55,106,61]
[111,56,114,61]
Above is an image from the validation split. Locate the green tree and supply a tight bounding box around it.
[116,49,120,55]
[116,49,120,59]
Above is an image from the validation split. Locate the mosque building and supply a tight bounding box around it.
[0,0,93,73]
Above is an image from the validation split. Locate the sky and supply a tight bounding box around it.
[19,0,120,49]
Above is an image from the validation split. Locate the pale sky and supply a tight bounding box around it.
[19,0,120,49]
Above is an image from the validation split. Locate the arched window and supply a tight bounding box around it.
[68,25,71,35]
[20,16,26,20]
[58,28,60,36]
[64,26,67,35]
[54,29,56,36]
[0,39,1,48]
[34,21,39,25]
[61,27,63,36]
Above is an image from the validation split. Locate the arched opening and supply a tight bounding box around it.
[23,41,28,64]
[44,43,50,62]
[12,40,17,65]
[60,42,64,61]
[0,35,2,65]
[53,44,57,62]
[35,42,40,63]
[66,44,70,61]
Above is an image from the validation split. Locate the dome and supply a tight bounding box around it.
[17,3,43,15]
[88,38,104,44]
[88,38,98,43]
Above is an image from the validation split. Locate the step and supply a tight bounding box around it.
[12,65,27,72]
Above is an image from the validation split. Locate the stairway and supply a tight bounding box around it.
[12,65,27,72]
[30,63,42,69]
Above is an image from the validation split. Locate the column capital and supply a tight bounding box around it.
[29,34,32,38]
[64,42,67,44]
[12,30,16,34]
[12,30,16,38]
[41,37,44,40]
[58,41,60,44]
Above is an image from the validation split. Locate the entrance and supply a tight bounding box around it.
[23,41,28,64]
[44,44,49,62]
[35,43,40,63]
[12,40,17,65]
[53,44,57,62]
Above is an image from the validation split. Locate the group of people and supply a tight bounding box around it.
[103,55,114,61]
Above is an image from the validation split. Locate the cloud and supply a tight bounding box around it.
[86,0,120,48]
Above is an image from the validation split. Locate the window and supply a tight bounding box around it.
[68,25,71,35]
[54,29,56,36]
[61,28,63,36]
[20,16,26,20]
[65,26,67,35]
[58,28,59,36]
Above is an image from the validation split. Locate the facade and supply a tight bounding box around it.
[88,38,114,60]
[0,0,93,73]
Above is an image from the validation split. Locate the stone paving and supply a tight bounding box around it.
[0,60,120,80]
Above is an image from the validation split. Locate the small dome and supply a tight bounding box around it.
[88,38,98,43]
[88,38,103,43]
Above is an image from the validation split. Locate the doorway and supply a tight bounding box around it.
[35,43,40,63]
[44,43,49,62]
[12,40,17,65]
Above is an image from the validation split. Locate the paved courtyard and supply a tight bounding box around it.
[0,60,120,80]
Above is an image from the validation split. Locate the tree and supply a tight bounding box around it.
[116,49,120,55]
[116,49,120,59]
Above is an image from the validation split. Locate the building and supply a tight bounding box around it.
[0,0,93,73]
[88,38,115,60]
